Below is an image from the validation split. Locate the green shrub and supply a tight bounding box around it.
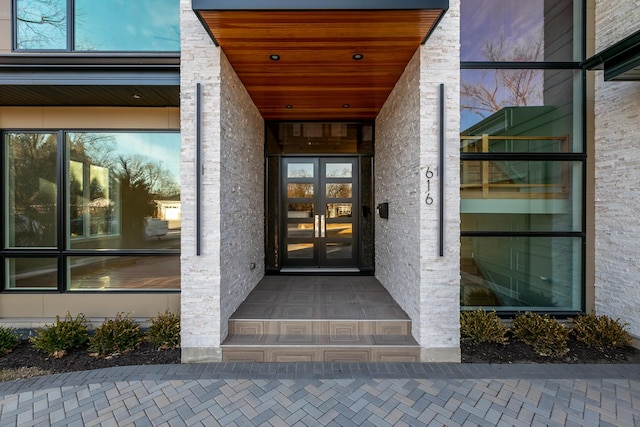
[511,312,569,357]
[0,326,20,355]
[460,309,508,344]
[89,313,143,357]
[147,310,180,350]
[571,313,632,350]
[30,312,89,358]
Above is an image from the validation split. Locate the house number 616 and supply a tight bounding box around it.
[425,167,434,205]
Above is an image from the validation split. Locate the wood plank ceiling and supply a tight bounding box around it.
[195,8,447,120]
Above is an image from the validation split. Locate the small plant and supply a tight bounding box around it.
[512,312,569,357]
[460,309,508,344]
[571,313,632,350]
[147,310,180,350]
[0,326,20,355]
[89,313,143,357]
[30,312,89,358]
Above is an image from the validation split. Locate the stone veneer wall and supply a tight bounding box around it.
[180,1,264,362]
[375,50,422,339]
[376,0,460,362]
[219,54,265,335]
[593,1,640,339]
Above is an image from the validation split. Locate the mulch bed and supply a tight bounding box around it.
[462,335,640,364]
[0,337,638,377]
[0,341,180,375]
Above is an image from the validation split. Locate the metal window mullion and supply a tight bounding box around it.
[57,130,66,292]
[0,130,5,290]
[67,0,74,51]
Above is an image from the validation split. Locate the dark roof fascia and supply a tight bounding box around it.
[192,0,449,11]
[0,54,180,86]
[0,53,180,67]
[583,28,640,81]
[0,70,179,86]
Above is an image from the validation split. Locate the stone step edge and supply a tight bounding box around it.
[222,334,419,347]
[229,318,411,322]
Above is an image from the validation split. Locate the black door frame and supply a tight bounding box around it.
[280,156,360,271]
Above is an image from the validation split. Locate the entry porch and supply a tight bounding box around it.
[222,276,420,362]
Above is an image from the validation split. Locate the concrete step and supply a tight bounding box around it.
[228,318,412,336]
[223,318,419,362]
[222,334,420,362]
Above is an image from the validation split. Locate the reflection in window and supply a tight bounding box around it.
[288,183,313,198]
[287,164,314,178]
[326,183,352,198]
[74,0,179,51]
[461,236,581,311]
[326,163,352,178]
[326,243,352,259]
[5,133,58,248]
[461,160,573,199]
[6,258,58,289]
[66,133,181,250]
[287,204,313,218]
[69,256,179,290]
[326,203,352,218]
[461,70,580,152]
[461,0,577,62]
[15,0,179,51]
[287,243,314,259]
[326,224,352,238]
[287,224,314,238]
[15,0,67,50]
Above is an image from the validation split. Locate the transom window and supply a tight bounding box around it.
[14,0,180,51]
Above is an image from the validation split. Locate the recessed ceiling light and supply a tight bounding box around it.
[270,54,281,61]
[343,104,350,108]
[132,93,142,99]
[285,104,293,109]
[352,53,364,60]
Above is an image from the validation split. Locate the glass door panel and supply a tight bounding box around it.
[281,157,358,268]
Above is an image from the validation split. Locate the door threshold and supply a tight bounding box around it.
[280,267,361,274]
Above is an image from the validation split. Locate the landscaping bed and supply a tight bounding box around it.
[0,336,638,381]
[0,341,180,378]
[462,333,640,364]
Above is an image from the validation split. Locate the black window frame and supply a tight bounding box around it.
[1,128,181,293]
[11,0,181,53]
[459,0,588,316]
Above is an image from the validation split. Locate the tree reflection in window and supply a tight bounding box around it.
[6,133,58,247]
[66,133,180,250]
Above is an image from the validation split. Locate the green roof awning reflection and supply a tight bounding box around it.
[584,29,640,81]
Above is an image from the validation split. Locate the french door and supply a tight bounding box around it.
[281,157,359,268]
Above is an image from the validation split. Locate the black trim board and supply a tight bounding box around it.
[583,28,640,81]
[193,0,448,11]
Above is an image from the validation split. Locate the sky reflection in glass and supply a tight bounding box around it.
[75,0,179,51]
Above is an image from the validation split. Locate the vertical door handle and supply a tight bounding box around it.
[314,215,320,238]
[320,215,326,238]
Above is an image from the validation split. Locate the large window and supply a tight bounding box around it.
[460,0,585,312]
[3,131,180,291]
[14,0,180,51]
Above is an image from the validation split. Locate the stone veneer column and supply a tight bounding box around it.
[180,0,224,362]
[376,1,460,362]
[180,1,265,362]
[418,0,461,362]
[593,1,640,340]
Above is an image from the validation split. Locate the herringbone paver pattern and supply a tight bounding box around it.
[0,364,639,426]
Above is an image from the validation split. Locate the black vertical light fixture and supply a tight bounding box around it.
[196,83,202,256]
[439,83,445,257]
